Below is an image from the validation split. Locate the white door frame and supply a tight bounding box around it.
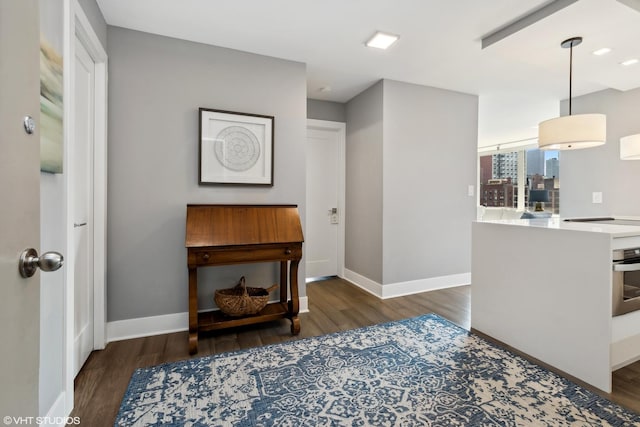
[306,119,346,278]
[62,0,108,415]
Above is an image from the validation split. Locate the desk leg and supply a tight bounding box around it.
[188,267,198,354]
[279,261,287,304]
[288,259,301,335]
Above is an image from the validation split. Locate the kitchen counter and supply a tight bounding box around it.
[480,217,640,238]
[472,218,640,393]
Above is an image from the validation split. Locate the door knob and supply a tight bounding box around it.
[18,248,64,278]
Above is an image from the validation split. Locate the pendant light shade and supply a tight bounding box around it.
[538,113,606,150]
[538,37,607,151]
[620,134,640,160]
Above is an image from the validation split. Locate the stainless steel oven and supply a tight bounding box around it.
[564,218,640,316]
[613,248,640,316]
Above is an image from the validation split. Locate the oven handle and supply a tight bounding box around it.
[613,263,640,272]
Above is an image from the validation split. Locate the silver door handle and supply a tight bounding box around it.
[19,248,64,278]
[613,263,640,272]
[74,222,87,228]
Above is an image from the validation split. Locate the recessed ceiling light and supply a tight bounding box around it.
[365,31,399,50]
[592,47,611,56]
[621,58,639,66]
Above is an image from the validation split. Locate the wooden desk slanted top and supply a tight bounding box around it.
[185,204,304,354]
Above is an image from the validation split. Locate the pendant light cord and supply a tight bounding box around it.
[560,37,581,116]
[569,41,573,115]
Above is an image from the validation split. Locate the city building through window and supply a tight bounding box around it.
[479,148,559,214]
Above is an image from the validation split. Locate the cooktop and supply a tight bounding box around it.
[564,217,640,226]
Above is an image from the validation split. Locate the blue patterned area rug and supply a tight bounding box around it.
[115,314,639,426]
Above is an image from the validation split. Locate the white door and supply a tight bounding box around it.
[73,38,95,376]
[0,0,43,416]
[306,121,345,279]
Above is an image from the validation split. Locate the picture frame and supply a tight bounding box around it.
[199,108,274,186]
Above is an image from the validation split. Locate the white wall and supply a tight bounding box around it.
[39,0,66,415]
[39,172,65,415]
[478,93,558,148]
[382,80,478,284]
[561,87,640,218]
[107,27,307,321]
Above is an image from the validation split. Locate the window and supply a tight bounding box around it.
[525,148,560,214]
[479,151,520,208]
[479,146,560,214]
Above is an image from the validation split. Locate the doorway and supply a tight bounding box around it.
[66,5,109,377]
[305,119,346,280]
[47,3,108,418]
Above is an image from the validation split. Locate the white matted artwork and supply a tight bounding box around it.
[199,108,274,185]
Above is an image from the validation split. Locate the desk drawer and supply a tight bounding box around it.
[189,244,302,266]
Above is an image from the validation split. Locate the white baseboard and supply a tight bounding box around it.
[343,269,383,297]
[107,297,309,343]
[40,391,68,426]
[107,312,189,342]
[343,269,470,299]
[300,296,309,313]
[381,272,471,299]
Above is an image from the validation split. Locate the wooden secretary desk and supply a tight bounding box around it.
[185,204,304,354]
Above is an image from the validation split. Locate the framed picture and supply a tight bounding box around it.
[199,108,274,186]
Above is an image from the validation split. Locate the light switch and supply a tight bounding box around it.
[592,192,603,204]
[468,185,474,197]
[329,207,339,224]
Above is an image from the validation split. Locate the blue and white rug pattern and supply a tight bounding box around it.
[116,314,639,426]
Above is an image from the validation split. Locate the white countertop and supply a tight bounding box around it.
[477,217,640,237]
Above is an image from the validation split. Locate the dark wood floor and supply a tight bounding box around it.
[71,278,640,425]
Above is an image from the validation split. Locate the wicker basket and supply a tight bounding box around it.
[214,276,278,317]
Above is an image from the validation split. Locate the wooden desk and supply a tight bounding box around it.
[185,204,304,354]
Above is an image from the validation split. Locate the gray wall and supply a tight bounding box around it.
[107,27,306,321]
[382,80,477,284]
[78,0,107,49]
[561,87,640,218]
[344,79,477,286]
[307,99,346,122]
[345,81,384,283]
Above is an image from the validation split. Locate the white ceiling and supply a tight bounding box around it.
[96,0,640,147]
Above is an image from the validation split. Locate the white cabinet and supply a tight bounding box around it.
[472,219,640,393]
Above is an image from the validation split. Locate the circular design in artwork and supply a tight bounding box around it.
[214,126,261,171]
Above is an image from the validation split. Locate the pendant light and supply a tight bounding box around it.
[538,37,606,150]
[620,134,640,160]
